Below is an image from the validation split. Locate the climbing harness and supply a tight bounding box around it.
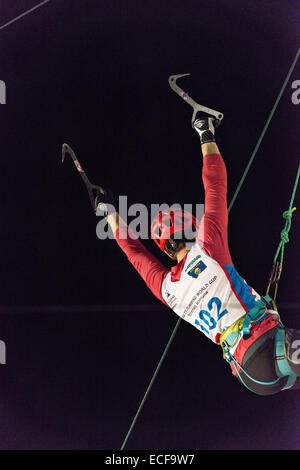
[168,74,224,124]
[241,295,273,339]
[275,326,297,389]
[219,165,300,394]
[219,301,297,394]
[62,143,107,214]
[218,295,272,359]
[221,322,297,393]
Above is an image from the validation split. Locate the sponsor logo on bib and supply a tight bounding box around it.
[187,260,207,278]
[185,255,201,272]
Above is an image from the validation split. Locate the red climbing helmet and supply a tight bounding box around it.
[151,207,199,251]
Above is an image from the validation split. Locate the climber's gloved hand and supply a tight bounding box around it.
[94,186,116,217]
[192,116,219,144]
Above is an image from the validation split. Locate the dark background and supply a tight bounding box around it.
[0,0,299,450]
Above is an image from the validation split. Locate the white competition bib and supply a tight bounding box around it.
[162,243,260,343]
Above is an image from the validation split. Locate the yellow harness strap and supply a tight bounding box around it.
[219,309,268,359]
[219,314,246,359]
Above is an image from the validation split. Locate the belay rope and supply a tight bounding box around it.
[120,48,300,450]
[266,164,300,311]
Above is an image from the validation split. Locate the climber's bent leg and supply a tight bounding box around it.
[237,327,288,395]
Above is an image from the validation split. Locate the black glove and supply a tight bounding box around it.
[192,116,219,144]
[94,186,116,216]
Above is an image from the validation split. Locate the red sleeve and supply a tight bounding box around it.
[114,226,169,306]
[197,153,233,265]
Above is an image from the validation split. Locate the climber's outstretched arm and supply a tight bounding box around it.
[107,212,169,305]
[194,119,232,265]
[201,142,221,156]
[107,211,127,233]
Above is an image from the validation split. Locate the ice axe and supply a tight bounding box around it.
[168,73,224,125]
[62,143,107,214]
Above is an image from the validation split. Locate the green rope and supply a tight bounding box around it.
[228,47,300,213]
[274,165,300,265]
[120,318,182,450]
[266,164,300,306]
[120,48,300,450]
